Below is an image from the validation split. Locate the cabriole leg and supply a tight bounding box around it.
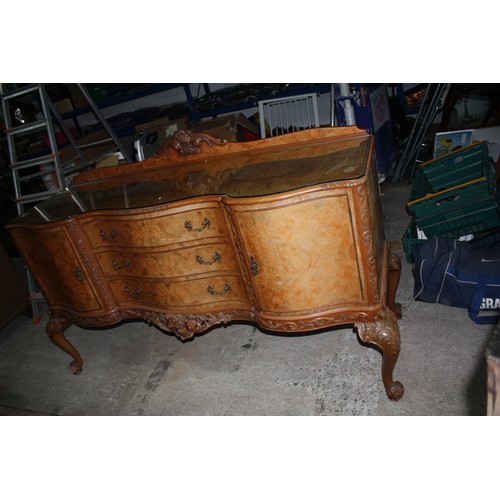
[46,317,83,374]
[356,308,404,401]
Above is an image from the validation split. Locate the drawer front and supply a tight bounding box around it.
[109,275,249,310]
[82,206,228,249]
[96,242,240,279]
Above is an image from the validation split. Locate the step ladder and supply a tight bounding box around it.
[391,83,450,183]
[1,84,67,214]
[1,83,132,322]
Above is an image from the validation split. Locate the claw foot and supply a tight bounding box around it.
[386,381,404,401]
[69,359,83,375]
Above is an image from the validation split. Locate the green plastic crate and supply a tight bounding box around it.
[402,204,500,264]
[408,141,494,204]
[411,199,500,239]
[407,176,497,220]
[402,218,421,263]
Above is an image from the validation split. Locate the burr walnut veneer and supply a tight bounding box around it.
[7,126,403,400]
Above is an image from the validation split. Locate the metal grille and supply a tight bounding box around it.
[258,93,320,138]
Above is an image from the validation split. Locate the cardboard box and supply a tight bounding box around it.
[192,113,259,142]
[95,153,121,168]
[135,117,191,146]
[53,98,74,114]
[67,84,88,109]
[76,130,115,161]
[487,322,500,416]
[59,130,117,166]
[26,140,48,156]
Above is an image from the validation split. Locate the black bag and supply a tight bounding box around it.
[412,231,500,324]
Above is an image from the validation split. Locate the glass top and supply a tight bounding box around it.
[11,136,370,224]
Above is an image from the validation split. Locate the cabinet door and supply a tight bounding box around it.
[231,193,364,315]
[11,225,104,314]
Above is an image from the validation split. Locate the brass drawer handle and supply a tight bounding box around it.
[75,265,85,281]
[112,258,131,270]
[99,228,119,241]
[125,286,143,298]
[207,283,231,295]
[184,218,211,232]
[196,251,221,265]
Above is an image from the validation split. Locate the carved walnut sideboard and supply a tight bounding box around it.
[7,126,404,400]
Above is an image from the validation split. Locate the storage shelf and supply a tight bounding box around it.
[58,83,190,120]
[189,83,332,121]
[52,83,333,140]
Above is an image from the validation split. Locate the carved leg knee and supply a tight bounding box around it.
[356,308,404,401]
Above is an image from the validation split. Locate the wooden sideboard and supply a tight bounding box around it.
[7,126,404,401]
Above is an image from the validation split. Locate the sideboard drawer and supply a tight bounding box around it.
[96,243,240,279]
[109,275,249,309]
[82,207,228,248]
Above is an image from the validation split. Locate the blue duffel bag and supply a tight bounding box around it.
[412,231,500,324]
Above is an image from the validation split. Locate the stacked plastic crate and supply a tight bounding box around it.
[403,141,500,263]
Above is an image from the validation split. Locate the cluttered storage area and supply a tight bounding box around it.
[0,83,499,416]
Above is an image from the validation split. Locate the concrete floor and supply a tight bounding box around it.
[0,182,496,415]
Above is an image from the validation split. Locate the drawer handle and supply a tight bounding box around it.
[184,218,211,232]
[75,265,85,281]
[125,286,143,298]
[99,228,119,241]
[207,283,232,295]
[112,258,131,270]
[196,252,221,265]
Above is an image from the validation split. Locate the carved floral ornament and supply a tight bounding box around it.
[161,130,228,156]
[139,310,255,341]
[356,184,380,304]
